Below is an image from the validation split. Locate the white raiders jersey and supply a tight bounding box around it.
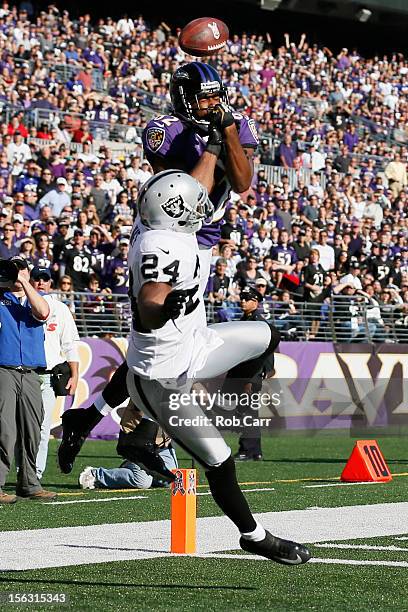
[127,222,222,381]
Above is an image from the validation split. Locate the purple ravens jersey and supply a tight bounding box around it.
[142,113,258,248]
[271,245,298,266]
[105,255,129,295]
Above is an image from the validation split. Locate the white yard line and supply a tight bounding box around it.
[1,502,408,571]
[46,489,274,503]
[46,495,148,505]
[311,558,408,568]
[303,482,384,489]
[315,543,408,552]
[197,487,275,496]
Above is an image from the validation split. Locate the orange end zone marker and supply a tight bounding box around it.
[341,440,392,483]
[170,468,197,554]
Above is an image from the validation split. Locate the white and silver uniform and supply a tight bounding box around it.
[126,224,272,469]
[127,224,223,381]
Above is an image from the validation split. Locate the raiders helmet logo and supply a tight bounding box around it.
[161,194,185,218]
[146,127,165,152]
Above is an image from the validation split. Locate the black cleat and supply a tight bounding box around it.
[58,407,103,474]
[240,530,311,565]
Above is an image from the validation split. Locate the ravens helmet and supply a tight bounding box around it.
[170,62,229,130]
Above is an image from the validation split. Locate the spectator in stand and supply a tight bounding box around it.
[0,223,18,258]
[60,229,93,291]
[384,153,407,199]
[315,229,335,271]
[278,134,297,169]
[72,120,94,145]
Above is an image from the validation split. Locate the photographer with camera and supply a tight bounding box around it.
[29,266,80,479]
[0,256,56,504]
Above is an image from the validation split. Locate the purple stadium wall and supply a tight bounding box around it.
[50,339,408,438]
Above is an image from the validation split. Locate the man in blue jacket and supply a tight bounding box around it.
[0,256,56,504]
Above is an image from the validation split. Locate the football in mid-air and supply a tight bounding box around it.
[178,17,229,56]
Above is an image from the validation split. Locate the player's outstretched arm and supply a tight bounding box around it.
[209,103,254,192]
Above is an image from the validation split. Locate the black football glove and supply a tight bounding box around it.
[206,116,223,158]
[209,102,235,131]
[163,289,188,320]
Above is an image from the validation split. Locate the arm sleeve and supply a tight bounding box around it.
[237,115,259,149]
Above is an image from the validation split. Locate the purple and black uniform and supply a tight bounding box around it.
[104,255,129,295]
[142,113,258,248]
[271,245,298,266]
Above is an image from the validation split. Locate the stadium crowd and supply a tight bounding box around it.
[0,3,407,341]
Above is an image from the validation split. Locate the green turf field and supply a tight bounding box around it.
[1,433,408,611]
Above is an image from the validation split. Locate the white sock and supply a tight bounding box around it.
[94,393,114,416]
[241,521,266,542]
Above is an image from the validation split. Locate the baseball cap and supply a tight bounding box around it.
[30,266,51,281]
[350,261,360,269]
[119,238,130,245]
[240,286,263,303]
[255,277,267,287]
[56,177,67,186]
[12,214,24,224]
[9,255,29,270]
[74,229,84,236]
[380,243,388,249]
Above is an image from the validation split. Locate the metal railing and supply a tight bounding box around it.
[60,291,408,343]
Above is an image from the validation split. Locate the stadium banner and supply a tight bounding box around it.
[50,339,408,438]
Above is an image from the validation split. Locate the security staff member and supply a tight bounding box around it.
[29,266,80,479]
[230,286,280,461]
[0,256,56,504]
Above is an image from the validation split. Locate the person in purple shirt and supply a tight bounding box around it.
[82,42,104,70]
[13,161,40,193]
[66,74,85,96]
[271,230,298,266]
[104,240,129,296]
[343,123,359,152]
[278,134,297,169]
[21,188,40,222]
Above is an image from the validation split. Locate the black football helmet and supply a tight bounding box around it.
[170,62,229,131]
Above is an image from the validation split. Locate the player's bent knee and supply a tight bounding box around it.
[205,454,236,480]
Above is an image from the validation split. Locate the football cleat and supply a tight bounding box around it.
[240,530,311,565]
[58,407,102,474]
